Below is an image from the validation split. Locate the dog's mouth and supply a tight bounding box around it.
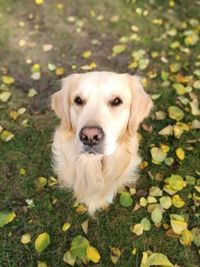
[81,145,103,155]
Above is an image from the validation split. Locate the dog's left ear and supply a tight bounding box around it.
[127,75,153,135]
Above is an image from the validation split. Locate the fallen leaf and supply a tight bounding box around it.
[170,62,181,73]
[191,227,200,247]
[31,73,41,80]
[193,80,200,89]
[62,222,71,232]
[190,99,200,115]
[0,211,16,227]
[37,261,48,267]
[148,252,174,266]
[35,0,44,5]
[151,206,163,224]
[172,194,185,208]
[1,130,14,142]
[48,63,56,71]
[63,250,76,266]
[81,219,89,235]
[158,125,173,136]
[151,147,167,164]
[170,215,187,235]
[28,88,38,97]
[120,192,133,207]
[43,44,53,52]
[112,44,126,56]
[82,50,92,59]
[35,176,47,191]
[132,223,144,236]
[0,91,11,102]
[56,67,65,76]
[159,196,172,209]
[70,235,89,260]
[180,229,193,246]
[164,157,174,166]
[168,106,184,121]
[2,75,15,85]
[75,203,87,214]
[35,232,51,253]
[110,247,121,264]
[140,217,151,231]
[173,83,187,95]
[21,233,31,244]
[176,148,185,160]
[86,245,101,263]
[164,174,186,194]
[149,186,163,197]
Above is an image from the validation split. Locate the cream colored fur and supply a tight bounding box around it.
[51,71,152,214]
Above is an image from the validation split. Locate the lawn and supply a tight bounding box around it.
[0,0,200,266]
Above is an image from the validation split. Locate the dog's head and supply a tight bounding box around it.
[51,72,152,155]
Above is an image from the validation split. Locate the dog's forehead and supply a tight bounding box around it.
[75,72,130,95]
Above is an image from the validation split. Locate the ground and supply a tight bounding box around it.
[0,0,200,266]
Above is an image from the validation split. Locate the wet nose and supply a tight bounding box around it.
[79,126,104,146]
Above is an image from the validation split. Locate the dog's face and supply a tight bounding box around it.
[52,72,152,156]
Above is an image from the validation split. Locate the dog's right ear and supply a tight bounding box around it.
[51,77,72,130]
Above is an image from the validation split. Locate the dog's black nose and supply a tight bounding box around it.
[79,126,104,146]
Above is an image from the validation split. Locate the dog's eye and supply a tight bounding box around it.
[110,97,123,107]
[74,96,85,106]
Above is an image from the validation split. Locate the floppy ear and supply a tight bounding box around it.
[51,76,74,131]
[127,75,153,135]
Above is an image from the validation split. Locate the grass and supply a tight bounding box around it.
[0,0,200,266]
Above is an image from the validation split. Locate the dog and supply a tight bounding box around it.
[51,71,152,214]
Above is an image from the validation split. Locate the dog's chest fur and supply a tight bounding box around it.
[52,128,141,214]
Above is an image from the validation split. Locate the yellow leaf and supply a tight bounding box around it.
[151,147,167,164]
[148,252,174,266]
[2,76,15,85]
[63,250,76,266]
[81,219,89,235]
[37,261,48,267]
[62,222,71,232]
[1,130,15,142]
[35,0,44,5]
[131,247,137,255]
[9,110,18,120]
[159,196,172,209]
[176,148,185,160]
[168,106,184,121]
[21,233,31,244]
[164,174,185,192]
[0,211,16,227]
[171,219,187,235]
[55,67,65,76]
[172,194,185,208]
[112,44,126,56]
[132,223,144,236]
[75,203,87,214]
[86,245,101,263]
[82,50,92,59]
[139,161,148,170]
[35,232,51,253]
[161,144,170,153]
[0,91,11,102]
[35,177,47,191]
[180,229,193,246]
[194,185,200,193]
[110,247,121,264]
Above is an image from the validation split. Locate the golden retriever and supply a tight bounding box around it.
[51,71,152,214]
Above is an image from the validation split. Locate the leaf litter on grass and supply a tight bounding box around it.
[0,0,200,266]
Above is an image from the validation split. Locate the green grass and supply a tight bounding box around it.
[0,0,200,266]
